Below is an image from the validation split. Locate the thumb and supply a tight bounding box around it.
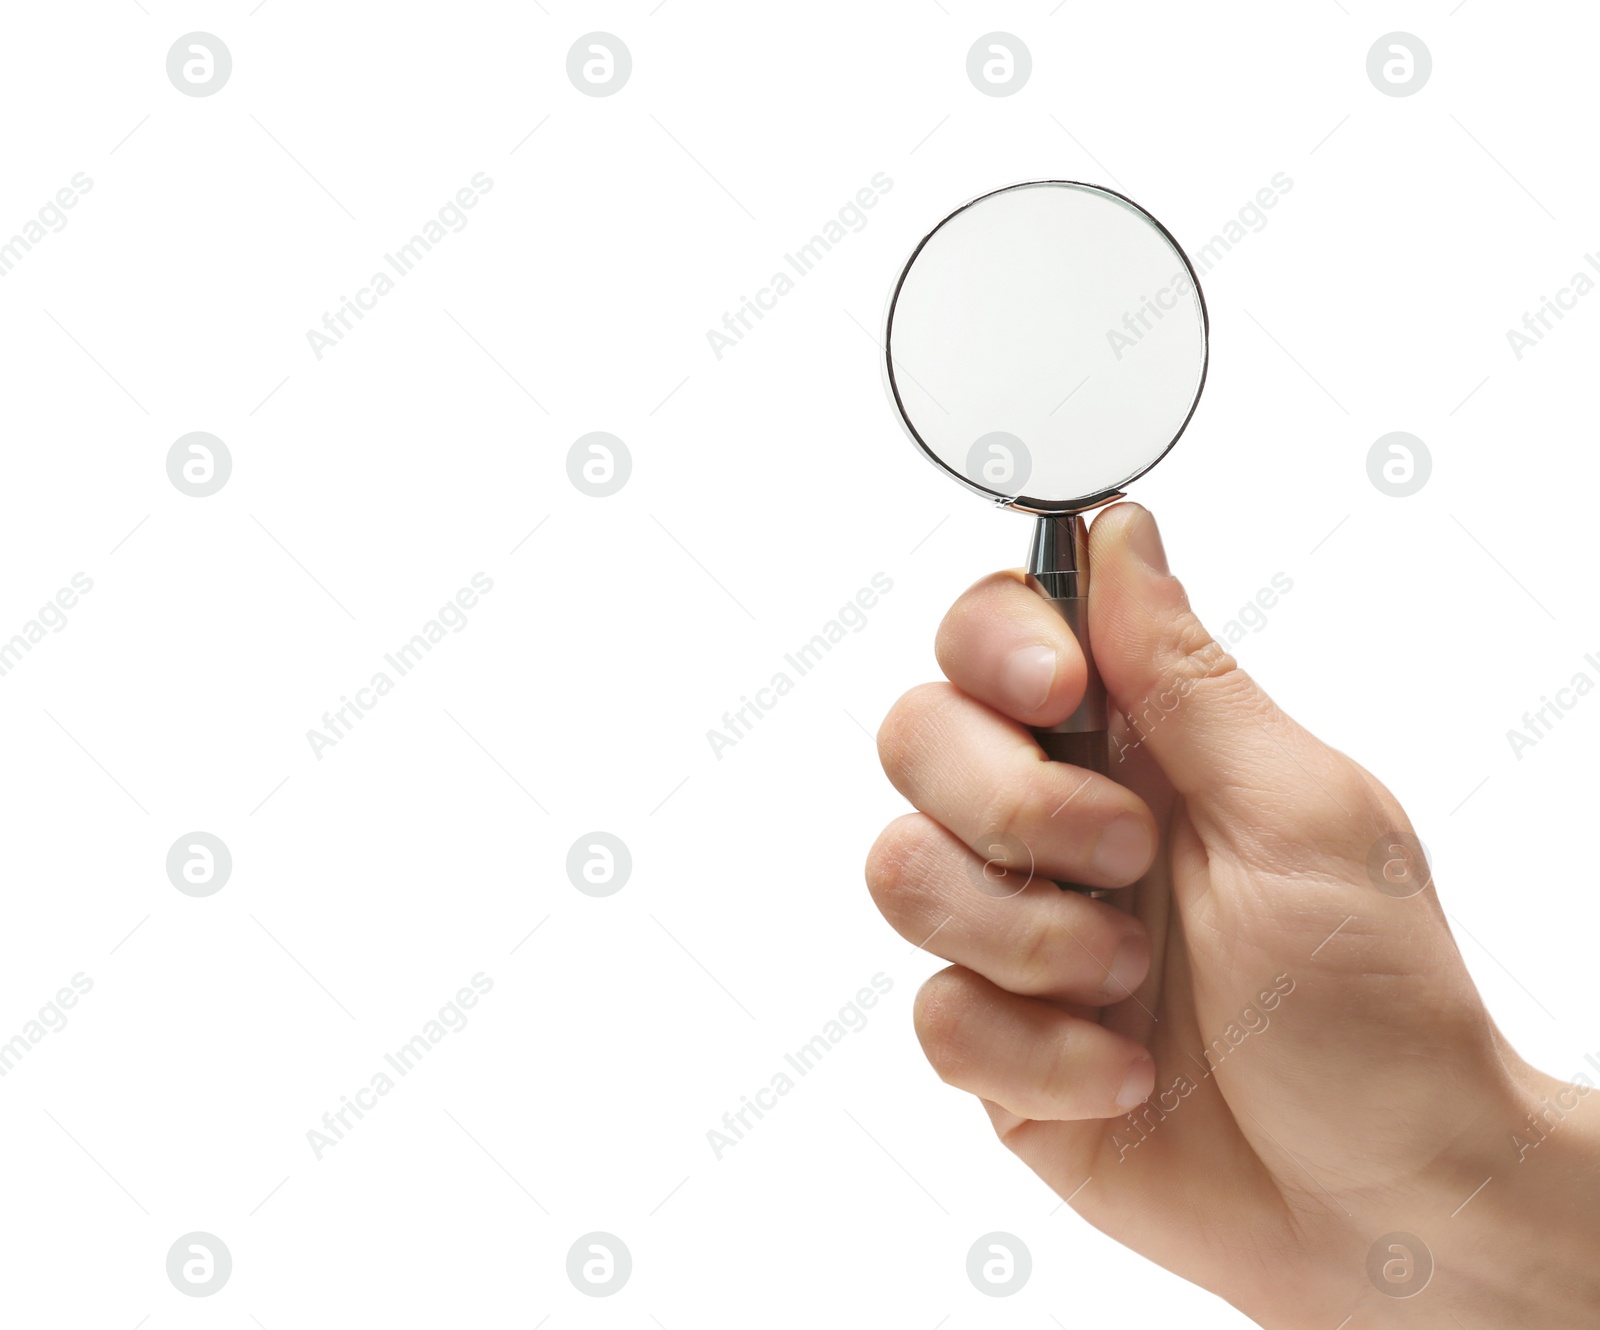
[1087,502,1360,839]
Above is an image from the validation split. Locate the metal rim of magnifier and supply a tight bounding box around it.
[883,179,1210,516]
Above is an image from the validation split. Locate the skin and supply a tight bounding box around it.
[867,501,1600,1327]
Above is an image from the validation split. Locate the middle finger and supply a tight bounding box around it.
[867,812,1152,1005]
[878,682,1159,890]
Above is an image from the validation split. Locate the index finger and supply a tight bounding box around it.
[935,570,1089,729]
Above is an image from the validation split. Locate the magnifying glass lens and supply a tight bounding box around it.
[886,182,1206,511]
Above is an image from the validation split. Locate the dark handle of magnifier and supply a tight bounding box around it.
[1025,510,1116,900]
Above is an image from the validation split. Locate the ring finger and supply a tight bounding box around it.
[867,813,1152,1006]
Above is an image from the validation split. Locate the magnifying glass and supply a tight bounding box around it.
[883,180,1208,895]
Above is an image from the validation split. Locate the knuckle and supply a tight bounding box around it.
[1147,609,1283,732]
[931,599,968,667]
[1167,610,1245,695]
[935,571,1019,656]
[975,759,1057,858]
[864,815,929,918]
[973,761,1095,893]
[876,682,955,784]
[1014,914,1064,993]
[1244,752,1396,865]
[1285,750,1389,833]
[1346,758,1406,823]
[1322,759,1403,847]
[913,970,973,1085]
[1015,909,1116,997]
[1037,1025,1089,1106]
[1038,1053,1078,1109]
[974,782,1023,855]
[1331,761,1387,818]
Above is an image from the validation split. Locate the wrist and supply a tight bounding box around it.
[1412,1058,1600,1324]
[1262,1056,1600,1329]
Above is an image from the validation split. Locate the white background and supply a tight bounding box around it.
[1,2,1597,1325]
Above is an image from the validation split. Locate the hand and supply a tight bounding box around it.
[867,501,1600,1327]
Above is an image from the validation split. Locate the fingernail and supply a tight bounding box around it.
[1127,508,1169,576]
[1116,1053,1156,1111]
[1094,815,1152,882]
[1103,935,1150,1001]
[1001,644,1057,712]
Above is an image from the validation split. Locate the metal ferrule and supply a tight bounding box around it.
[1025,513,1108,735]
